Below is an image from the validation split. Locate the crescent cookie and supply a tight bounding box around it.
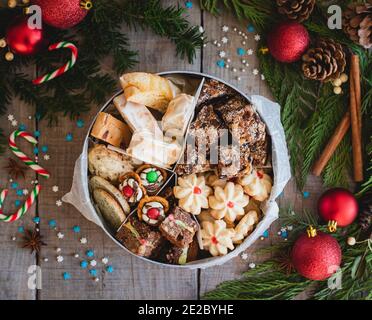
[232,210,259,244]
[208,182,249,223]
[173,174,212,215]
[238,169,272,201]
[201,220,235,256]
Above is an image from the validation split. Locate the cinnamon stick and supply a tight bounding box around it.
[312,112,351,176]
[350,54,363,182]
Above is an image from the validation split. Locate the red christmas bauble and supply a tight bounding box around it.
[292,231,341,281]
[318,188,358,228]
[32,0,90,29]
[267,21,310,63]
[5,16,46,55]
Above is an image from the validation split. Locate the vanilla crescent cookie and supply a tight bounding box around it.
[201,220,235,256]
[239,169,272,202]
[173,174,212,215]
[209,182,249,223]
[232,210,259,244]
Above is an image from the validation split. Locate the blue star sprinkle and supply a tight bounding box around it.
[303,191,310,198]
[262,230,269,238]
[11,182,18,189]
[63,272,71,280]
[86,250,94,258]
[72,225,81,233]
[65,133,73,142]
[16,189,23,196]
[33,147,39,155]
[237,48,245,56]
[106,265,114,273]
[80,260,88,269]
[48,219,57,228]
[15,200,21,207]
[19,124,26,131]
[41,145,48,153]
[32,217,40,224]
[34,130,41,138]
[216,59,225,68]
[247,24,255,32]
[76,119,84,128]
[89,269,97,277]
[35,113,41,121]
[185,1,193,8]
[18,226,25,233]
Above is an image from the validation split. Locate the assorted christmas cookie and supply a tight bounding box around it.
[136,164,168,195]
[173,174,212,215]
[119,172,146,205]
[208,182,249,223]
[159,206,198,248]
[239,169,272,201]
[138,196,169,227]
[232,210,259,244]
[165,239,199,265]
[201,220,235,257]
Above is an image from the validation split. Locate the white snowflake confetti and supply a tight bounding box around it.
[11,120,18,127]
[56,255,64,263]
[222,25,229,32]
[56,200,62,207]
[249,262,256,269]
[218,51,226,58]
[52,185,59,193]
[7,114,14,121]
[80,237,87,244]
[241,253,248,260]
[254,34,261,41]
[43,154,50,161]
[253,69,259,76]
[287,225,293,231]
[57,232,64,239]
[101,257,109,265]
[22,189,29,195]
[221,36,228,44]
[261,74,265,81]
[247,49,254,55]
[90,260,97,267]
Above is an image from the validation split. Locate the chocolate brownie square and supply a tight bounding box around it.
[197,78,235,107]
[166,239,199,265]
[159,206,198,248]
[175,144,212,176]
[116,216,164,258]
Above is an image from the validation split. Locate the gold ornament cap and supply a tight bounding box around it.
[328,220,337,233]
[80,0,93,10]
[306,225,317,238]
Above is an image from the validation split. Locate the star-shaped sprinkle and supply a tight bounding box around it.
[86,249,94,258]
[106,265,114,273]
[249,263,256,269]
[89,269,97,277]
[11,182,18,189]
[52,185,59,193]
[72,225,81,233]
[56,200,62,207]
[41,145,48,153]
[254,34,261,41]
[185,1,193,9]
[19,124,26,131]
[63,272,71,280]
[18,226,25,233]
[221,36,228,44]
[303,191,310,198]
[65,133,73,142]
[216,60,225,68]
[218,51,226,58]
[247,24,255,32]
[247,49,254,55]
[11,120,18,127]
[32,217,40,224]
[253,69,259,75]
[80,260,88,269]
[33,147,38,155]
[80,237,87,244]
[15,200,21,207]
[48,219,57,228]
[43,154,50,161]
[34,131,41,138]
[57,232,64,239]
[16,189,23,196]
[56,255,64,263]
[222,25,229,32]
[241,253,248,260]
[90,260,97,267]
[76,119,84,128]
[7,114,14,121]
[237,48,245,56]
[101,257,109,265]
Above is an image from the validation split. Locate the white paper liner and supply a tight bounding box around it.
[63,73,291,269]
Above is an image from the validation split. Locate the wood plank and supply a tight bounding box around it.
[0,96,37,300]
[36,1,202,300]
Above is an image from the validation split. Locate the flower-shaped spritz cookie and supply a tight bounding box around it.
[239,169,272,201]
[201,220,235,256]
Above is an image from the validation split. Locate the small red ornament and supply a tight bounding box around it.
[318,188,358,232]
[32,0,92,29]
[5,16,46,55]
[267,21,310,63]
[147,208,160,220]
[122,186,134,198]
[291,229,341,281]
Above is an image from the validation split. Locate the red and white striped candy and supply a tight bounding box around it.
[9,130,50,178]
[0,185,41,222]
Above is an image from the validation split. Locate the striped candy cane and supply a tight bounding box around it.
[32,41,78,85]
[0,185,41,222]
[9,130,50,178]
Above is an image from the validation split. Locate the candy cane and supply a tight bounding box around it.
[32,41,78,85]
[9,130,50,178]
[0,185,41,222]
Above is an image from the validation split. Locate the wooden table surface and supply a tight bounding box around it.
[0,2,326,300]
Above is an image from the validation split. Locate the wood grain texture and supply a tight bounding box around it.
[0,2,326,300]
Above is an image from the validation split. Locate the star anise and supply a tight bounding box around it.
[275,248,295,275]
[4,158,27,179]
[22,229,46,254]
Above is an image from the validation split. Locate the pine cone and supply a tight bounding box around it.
[302,39,346,82]
[359,191,372,231]
[276,0,315,22]
[343,2,372,49]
